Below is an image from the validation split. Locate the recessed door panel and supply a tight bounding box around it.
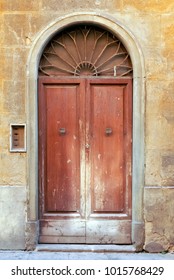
[39,77,132,244]
[90,84,124,213]
[46,85,80,212]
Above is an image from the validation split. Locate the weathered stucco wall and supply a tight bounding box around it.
[0,0,174,252]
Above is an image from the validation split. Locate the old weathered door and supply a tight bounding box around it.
[38,77,132,243]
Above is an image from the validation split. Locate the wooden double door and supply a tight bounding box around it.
[38,77,132,244]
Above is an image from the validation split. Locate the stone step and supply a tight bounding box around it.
[35,244,136,253]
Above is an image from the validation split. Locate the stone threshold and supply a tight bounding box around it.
[35,244,136,253]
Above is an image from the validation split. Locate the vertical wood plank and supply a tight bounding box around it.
[46,85,80,212]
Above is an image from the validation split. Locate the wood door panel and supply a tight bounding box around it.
[40,220,85,236]
[90,84,124,213]
[39,236,86,244]
[39,220,86,243]
[46,85,80,212]
[39,77,132,244]
[86,220,131,244]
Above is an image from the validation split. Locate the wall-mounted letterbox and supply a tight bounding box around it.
[10,124,26,152]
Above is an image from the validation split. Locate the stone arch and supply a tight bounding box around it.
[26,12,145,250]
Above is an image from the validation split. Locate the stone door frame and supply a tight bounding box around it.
[26,12,145,250]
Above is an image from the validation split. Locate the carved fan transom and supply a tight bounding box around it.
[39,25,133,77]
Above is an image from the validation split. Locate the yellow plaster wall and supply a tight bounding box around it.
[0,0,174,251]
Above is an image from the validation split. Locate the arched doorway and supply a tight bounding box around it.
[27,13,145,249]
[38,25,133,243]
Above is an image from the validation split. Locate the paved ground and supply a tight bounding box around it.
[0,251,174,260]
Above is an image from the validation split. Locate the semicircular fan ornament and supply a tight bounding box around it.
[39,25,133,77]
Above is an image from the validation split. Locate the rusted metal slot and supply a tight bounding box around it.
[59,128,66,135]
[105,128,112,136]
[10,124,26,152]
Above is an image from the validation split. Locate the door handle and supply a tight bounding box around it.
[105,128,112,136]
[59,128,66,135]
